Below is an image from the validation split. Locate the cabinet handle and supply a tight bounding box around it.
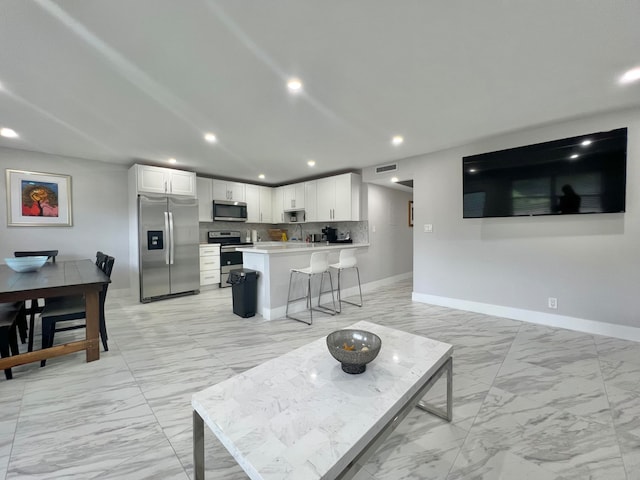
[164,181,168,193]
[169,180,173,193]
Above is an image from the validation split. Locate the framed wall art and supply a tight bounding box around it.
[5,169,73,226]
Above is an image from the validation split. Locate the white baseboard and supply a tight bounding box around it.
[412,292,640,343]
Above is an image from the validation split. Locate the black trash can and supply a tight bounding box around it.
[227,268,259,318]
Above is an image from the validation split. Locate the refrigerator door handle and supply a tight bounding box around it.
[164,211,170,265]
[169,211,175,265]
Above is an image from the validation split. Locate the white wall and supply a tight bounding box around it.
[358,183,413,283]
[0,148,130,290]
[400,108,639,331]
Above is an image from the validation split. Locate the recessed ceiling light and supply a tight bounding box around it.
[468,168,477,173]
[168,158,177,164]
[620,67,640,84]
[391,177,399,183]
[258,174,265,179]
[391,135,404,146]
[0,127,18,138]
[287,78,303,92]
[307,159,316,167]
[570,154,579,159]
[204,133,217,143]
[581,139,592,146]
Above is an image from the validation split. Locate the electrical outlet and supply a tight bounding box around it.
[548,297,558,309]
[372,225,376,233]
[424,224,433,233]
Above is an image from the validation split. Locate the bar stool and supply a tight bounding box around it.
[328,249,363,313]
[286,252,336,325]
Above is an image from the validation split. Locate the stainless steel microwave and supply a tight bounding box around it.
[213,200,247,222]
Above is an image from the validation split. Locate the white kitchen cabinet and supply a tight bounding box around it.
[316,173,361,221]
[196,177,213,222]
[133,164,196,197]
[245,184,260,223]
[246,184,273,223]
[272,186,285,223]
[212,179,245,202]
[282,182,305,211]
[199,244,220,287]
[304,180,318,222]
[259,185,273,223]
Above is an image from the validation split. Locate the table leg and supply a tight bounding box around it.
[84,290,100,362]
[193,410,205,480]
[416,356,453,422]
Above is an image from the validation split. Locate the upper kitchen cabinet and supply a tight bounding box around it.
[196,176,213,222]
[245,184,273,223]
[212,179,245,202]
[272,186,285,223]
[316,173,361,221]
[259,185,273,223]
[282,182,305,211]
[133,164,196,197]
[304,180,318,222]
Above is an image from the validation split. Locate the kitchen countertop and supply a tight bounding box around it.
[237,242,369,254]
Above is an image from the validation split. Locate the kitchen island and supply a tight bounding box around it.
[237,242,369,320]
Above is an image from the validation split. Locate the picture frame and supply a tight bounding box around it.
[5,169,73,226]
[408,200,414,227]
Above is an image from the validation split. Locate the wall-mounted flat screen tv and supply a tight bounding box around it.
[463,128,627,218]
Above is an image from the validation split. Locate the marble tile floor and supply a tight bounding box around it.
[1,280,639,479]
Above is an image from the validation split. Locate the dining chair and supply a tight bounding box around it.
[13,250,58,350]
[39,253,115,367]
[0,302,26,380]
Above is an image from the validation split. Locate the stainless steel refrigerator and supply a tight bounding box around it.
[138,194,200,302]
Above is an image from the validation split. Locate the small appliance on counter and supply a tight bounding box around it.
[321,226,337,243]
[335,231,353,244]
[310,233,323,243]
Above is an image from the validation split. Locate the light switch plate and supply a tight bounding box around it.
[424,224,433,233]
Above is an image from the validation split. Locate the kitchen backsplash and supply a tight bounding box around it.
[199,220,369,244]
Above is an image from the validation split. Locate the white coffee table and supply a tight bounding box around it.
[192,321,453,479]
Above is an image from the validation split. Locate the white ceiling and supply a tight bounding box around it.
[1,0,639,186]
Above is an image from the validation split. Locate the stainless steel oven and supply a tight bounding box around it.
[207,231,252,287]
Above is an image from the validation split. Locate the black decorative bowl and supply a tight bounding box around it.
[326,329,382,374]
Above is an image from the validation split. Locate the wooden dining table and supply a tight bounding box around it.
[0,259,110,371]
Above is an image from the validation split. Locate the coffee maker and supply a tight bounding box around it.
[321,226,337,243]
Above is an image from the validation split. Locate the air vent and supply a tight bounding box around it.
[375,163,398,174]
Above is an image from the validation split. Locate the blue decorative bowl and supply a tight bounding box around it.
[4,256,49,272]
[326,329,382,374]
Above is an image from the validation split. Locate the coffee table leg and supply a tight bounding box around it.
[416,356,453,422]
[193,410,205,480]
